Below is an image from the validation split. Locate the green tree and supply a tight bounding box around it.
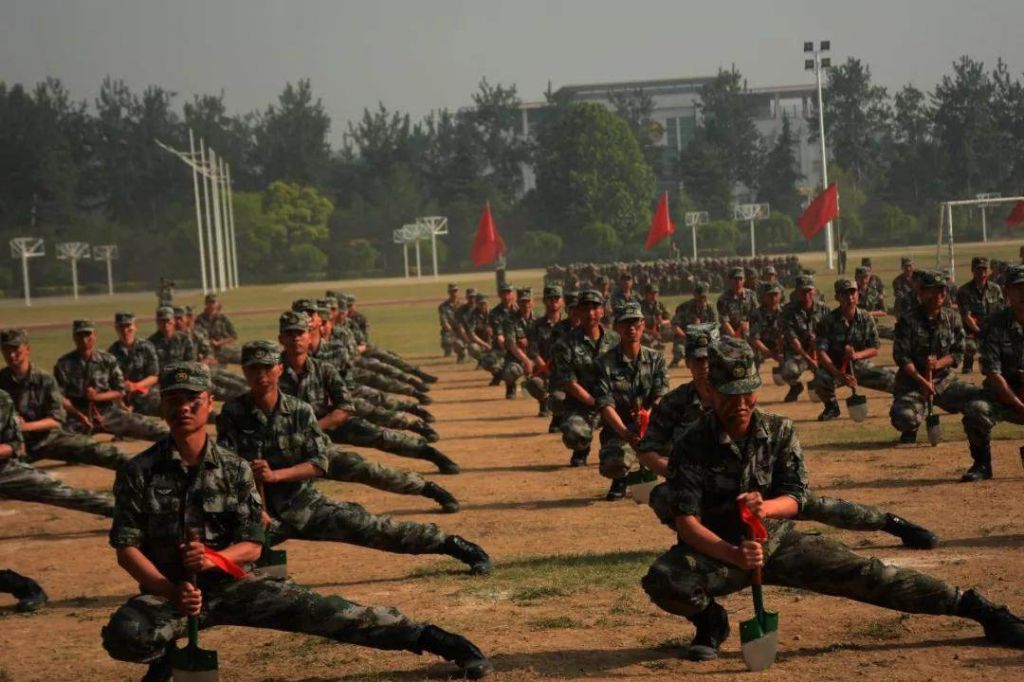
[608,87,663,175]
[517,230,564,266]
[261,180,333,277]
[757,113,803,217]
[679,131,733,219]
[467,79,530,198]
[184,92,258,190]
[883,84,942,210]
[253,79,331,187]
[697,68,764,190]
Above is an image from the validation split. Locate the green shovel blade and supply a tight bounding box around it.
[740,585,779,671]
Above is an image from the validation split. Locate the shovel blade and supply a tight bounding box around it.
[171,644,218,682]
[740,611,779,672]
[257,548,288,579]
[173,670,219,682]
[846,395,869,422]
[926,414,941,446]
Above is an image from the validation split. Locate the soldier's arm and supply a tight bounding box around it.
[766,418,808,513]
[136,345,160,390]
[263,405,330,484]
[319,364,353,431]
[0,398,23,459]
[110,466,178,601]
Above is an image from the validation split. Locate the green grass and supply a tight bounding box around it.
[528,615,584,630]
[859,614,910,640]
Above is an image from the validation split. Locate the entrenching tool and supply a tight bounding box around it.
[841,359,868,422]
[925,365,940,446]
[739,504,778,672]
[255,481,288,579]
[627,405,658,504]
[171,532,218,682]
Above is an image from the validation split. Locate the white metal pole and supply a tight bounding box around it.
[431,232,439,279]
[403,243,409,278]
[815,53,834,271]
[415,239,423,279]
[750,219,756,257]
[199,140,218,291]
[947,203,955,279]
[209,149,228,292]
[980,205,988,243]
[226,164,239,287]
[71,258,79,300]
[218,157,232,288]
[692,223,698,260]
[21,254,30,307]
[189,130,209,294]
[106,258,114,296]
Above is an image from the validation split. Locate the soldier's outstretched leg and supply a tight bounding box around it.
[325,447,459,513]
[26,432,131,471]
[352,384,435,421]
[214,345,242,365]
[0,569,48,612]
[330,418,460,474]
[101,576,492,678]
[854,362,896,394]
[800,492,937,548]
[351,397,438,441]
[353,369,431,404]
[356,357,428,392]
[366,346,438,383]
[0,458,115,517]
[97,406,169,442]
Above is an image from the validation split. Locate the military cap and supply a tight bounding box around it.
[577,289,605,306]
[542,284,563,299]
[0,328,28,347]
[447,282,459,293]
[563,291,579,307]
[314,299,331,315]
[595,276,609,286]
[335,296,348,310]
[155,306,175,321]
[900,256,913,266]
[644,283,660,294]
[159,361,211,393]
[114,312,136,326]
[323,296,339,309]
[613,301,644,323]
[758,281,782,295]
[854,266,870,278]
[72,320,95,334]
[517,287,533,301]
[279,311,309,332]
[343,294,356,304]
[172,307,186,318]
[619,272,633,280]
[729,266,745,279]
[465,287,477,297]
[204,293,218,304]
[475,293,489,301]
[762,265,777,276]
[709,337,762,395]
[1003,264,1024,285]
[291,298,316,313]
[684,323,719,359]
[241,340,281,367]
[498,282,514,293]
[971,256,990,269]
[325,289,340,299]
[834,278,857,294]
[693,281,709,295]
[917,270,947,289]
[861,257,872,267]
[182,305,193,316]
[795,274,816,290]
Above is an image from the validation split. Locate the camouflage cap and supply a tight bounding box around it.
[834,278,857,293]
[182,305,194,316]
[325,289,340,299]
[475,293,489,301]
[613,301,644,323]
[465,287,477,297]
[684,323,719,359]
[644,283,660,294]
[762,265,777,276]
[708,337,762,395]
[729,267,745,279]
[323,296,338,310]
[155,306,175,321]
[72,320,95,334]
[900,256,914,266]
[498,282,515,293]
[855,266,870,278]
[291,298,316,314]
[595,275,609,286]
[577,289,604,306]
[241,340,282,367]
[861,257,872,267]
[172,307,186,317]
[447,282,459,293]
[335,296,348,310]
[542,284,563,299]
[1003,264,1024,285]
[314,299,331,315]
[159,361,211,393]
[343,293,356,304]
[204,293,219,304]
[619,272,633,280]
[795,274,816,290]
[917,270,947,289]
[0,328,28,347]
[563,291,579,307]
[693,281,709,295]
[517,287,533,301]
[279,311,309,332]
[758,281,782,295]
[971,256,990,269]
[114,312,136,326]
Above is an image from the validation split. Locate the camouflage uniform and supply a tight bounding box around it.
[778,292,828,386]
[194,308,240,364]
[101,437,430,667]
[670,295,717,365]
[892,272,915,315]
[955,277,1005,373]
[147,330,197,365]
[715,288,758,338]
[107,337,161,415]
[812,304,895,401]
[0,387,113,517]
[640,293,669,348]
[748,303,785,368]
[1,363,131,470]
[500,303,533,396]
[522,287,564,411]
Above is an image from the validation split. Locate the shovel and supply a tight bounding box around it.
[924,365,940,447]
[739,504,779,672]
[171,531,218,682]
[255,481,288,579]
[840,359,868,422]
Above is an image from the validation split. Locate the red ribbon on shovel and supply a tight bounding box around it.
[202,545,247,580]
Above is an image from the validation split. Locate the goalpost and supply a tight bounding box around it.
[935,195,1024,280]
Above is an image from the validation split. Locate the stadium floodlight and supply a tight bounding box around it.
[684,211,709,259]
[976,192,1001,242]
[92,244,119,296]
[734,203,770,257]
[417,216,449,280]
[56,241,91,300]
[157,132,212,293]
[10,238,44,307]
[804,38,835,270]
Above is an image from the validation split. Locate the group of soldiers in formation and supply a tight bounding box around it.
[436,250,1024,663]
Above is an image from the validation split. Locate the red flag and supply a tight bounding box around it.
[470,202,505,267]
[798,183,839,240]
[1005,200,1024,228]
[644,192,675,250]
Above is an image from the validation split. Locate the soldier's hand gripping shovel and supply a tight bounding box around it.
[739,504,778,672]
[172,532,218,682]
[841,359,868,422]
[925,364,940,446]
[255,480,288,579]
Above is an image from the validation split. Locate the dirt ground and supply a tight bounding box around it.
[2,345,1024,681]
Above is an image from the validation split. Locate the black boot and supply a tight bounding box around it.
[899,429,918,444]
[547,415,562,434]
[538,402,552,418]
[605,477,628,501]
[422,446,460,475]
[411,422,440,443]
[443,536,492,575]
[783,382,804,403]
[505,383,516,399]
[957,589,1024,648]
[488,374,502,387]
[0,569,47,613]
[422,481,460,513]
[569,449,588,467]
[816,398,841,421]
[685,600,730,661]
[883,513,939,549]
[140,654,172,682]
[417,370,439,384]
[407,405,435,423]
[414,390,433,405]
[961,445,993,482]
[416,624,494,679]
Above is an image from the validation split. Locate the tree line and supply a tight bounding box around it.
[1,54,1021,294]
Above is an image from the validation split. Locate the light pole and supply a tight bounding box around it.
[92,245,118,295]
[805,40,834,270]
[685,211,708,260]
[56,242,91,300]
[10,238,44,307]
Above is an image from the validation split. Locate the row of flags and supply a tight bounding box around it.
[468,191,1024,267]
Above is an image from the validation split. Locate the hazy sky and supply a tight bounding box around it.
[3,0,1023,144]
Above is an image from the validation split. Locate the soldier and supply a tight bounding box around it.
[500,288,536,400]
[639,284,669,349]
[342,293,370,339]
[812,279,896,420]
[216,344,490,571]
[149,306,196,365]
[595,276,613,326]
[593,302,669,501]
[610,272,641,310]
[156,277,175,306]
[860,257,886,308]
[522,285,564,418]
[837,236,848,274]
[959,263,1024,481]
[486,283,518,386]
[107,312,161,416]
[777,275,828,402]
[669,281,717,368]
[856,265,888,319]
[640,337,1024,662]
[101,361,492,681]
[453,287,478,362]
[465,293,495,365]
[716,267,758,339]
[956,256,1005,374]
[890,270,979,444]
[54,320,168,442]
[748,281,786,371]
[438,283,464,360]
[193,293,241,365]
[892,256,916,314]
[552,290,620,467]
[1,329,131,472]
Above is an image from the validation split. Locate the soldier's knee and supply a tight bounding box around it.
[889,405,921,431]
[523,377,547,401]
[598,443,634,479]
[641,561,705,618]
[502,364,524,383]
[101,610,168,663]
[560,416,593,450]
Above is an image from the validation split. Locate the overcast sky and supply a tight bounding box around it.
[2,0,1022,144]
